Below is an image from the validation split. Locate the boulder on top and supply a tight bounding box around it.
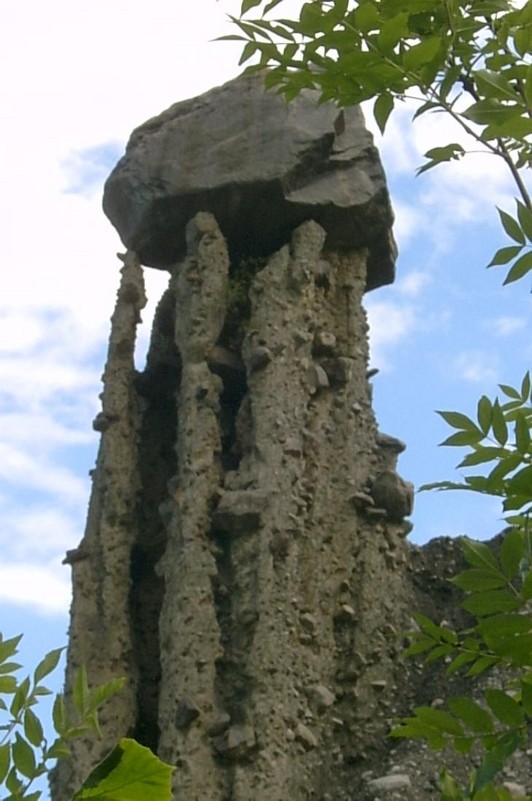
[103,72,396,291]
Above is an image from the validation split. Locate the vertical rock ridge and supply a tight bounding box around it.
[53,252,147,797]
[157,213,230,801]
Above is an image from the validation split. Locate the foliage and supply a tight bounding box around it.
[392,531,532,800]
[422,373,532,519]
[72,738,174,801]
[222,0,532,282]
[0,633,173,801]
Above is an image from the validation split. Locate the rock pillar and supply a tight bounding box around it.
[53,74,415,801]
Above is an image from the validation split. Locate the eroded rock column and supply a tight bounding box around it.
[52,253,146,798]
[156,213,230,801]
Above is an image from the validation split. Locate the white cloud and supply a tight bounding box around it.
[366,300,418,370]
[489,316,527,337]
[397,271,430,298]
[0,563,71,616]
[453,351,499,384]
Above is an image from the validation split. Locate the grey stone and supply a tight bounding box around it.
[215,724,257,761]
[370,470,414,521]
[212,489,270,534]
[367,774,412,794]
[103,73,396,291]
[308,685,336,713]
[175,696,201,729]
[295,722,318,750]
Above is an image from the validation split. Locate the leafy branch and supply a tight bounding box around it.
[422,373,532,517]
[0,633,173,801]
[392,533,532,800]
[222,0,532,283]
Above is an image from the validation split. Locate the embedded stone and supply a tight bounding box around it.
[175,696,201,729]
[367,774,412,794]
[370,471,414,521]
[295,722,318,750]
[215,724,257,761]
[212,490,270,534]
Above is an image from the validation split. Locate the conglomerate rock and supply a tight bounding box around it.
[103,72,396,291]
[51,75,528,801]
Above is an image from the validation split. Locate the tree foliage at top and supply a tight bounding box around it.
[223,0,531,280]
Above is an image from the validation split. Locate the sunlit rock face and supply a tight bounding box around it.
[103,72,396,291]
[51,75,454,801]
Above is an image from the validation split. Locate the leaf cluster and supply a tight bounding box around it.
[392,534,532,800]
[224,0,531,271]
[422,373,532,518]
[488,202,532,286]
[0,633,123,801]
[225,0,531,158]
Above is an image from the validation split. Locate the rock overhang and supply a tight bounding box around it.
[103,72,397,291]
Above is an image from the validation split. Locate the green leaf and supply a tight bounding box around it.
[414,706,464,736]
[6,765,24,794]
[506,465,532,497]
[448,697,493,733]
[373,93,394,134]
[0,635,22,666]
[520,678,532,716]
[463,98,521,127]
[473,731,521,792]
[73,738,174,801]
[461,538,499,571]
[467,655,498,677]
[241,0,263,12]
[447,650,478,674]
[497,208,526,245]
[514,412,531,454]
[24,708,44,747]
[402,635,436,657]
[450,569,506,592]
[477,396,493,434]
[439,769,465,801]
[437,411,480,431]
[500,528,524,578]
[462,589,520,616]
[33,648,63,685]
[503,250,532,285]
[440,430,485,447]
[10,676,30,716]
[521,371,531,401]
[12,733,36,779]
[402,37,441,70]
[459,447,508,468]
[417,143,465,174]
[484,689,525,728]
[0,662,22,675]
[0,675,18,694]
[487,245,523,267]
[516,200,532,242]
[0,743,10,784]
[53,694,67,735]
[47,738,71,760]
[491,400,508,446]
[522,570,532,600]
[499,383,521,400]
[73,666,90,718]
[474,69,521,102]
[86,678,126,715]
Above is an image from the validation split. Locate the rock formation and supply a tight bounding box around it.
[52,73,433,801]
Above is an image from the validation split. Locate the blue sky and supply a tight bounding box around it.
[0,0,530,763]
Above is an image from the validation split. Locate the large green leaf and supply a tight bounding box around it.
[484,689,525,728]
[448,697,493,733]
[74,739,174,801]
